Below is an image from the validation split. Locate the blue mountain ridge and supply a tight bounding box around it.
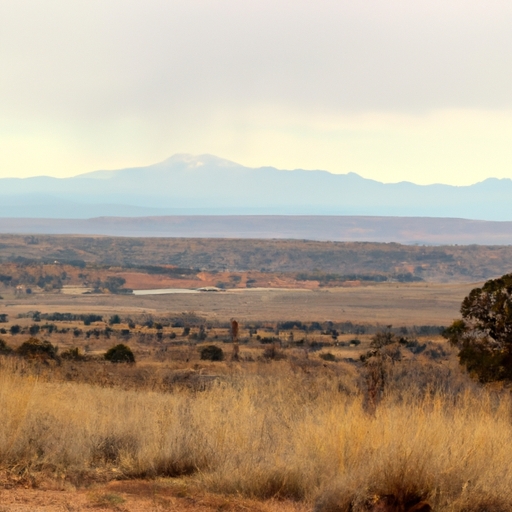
[0,154,511,220]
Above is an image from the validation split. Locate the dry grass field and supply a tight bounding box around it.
[1,235,511,510]
[1,282,475,327]
[0,351,512,512]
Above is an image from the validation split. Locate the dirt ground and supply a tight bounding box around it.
[0,479,308,511]
[1,281,477,326]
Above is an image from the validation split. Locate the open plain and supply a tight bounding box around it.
[1,281,475,326]
[0,234,511,511]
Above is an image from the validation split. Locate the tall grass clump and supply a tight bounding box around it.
[1,356,512,510]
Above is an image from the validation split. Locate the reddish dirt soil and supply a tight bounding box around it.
[119,270,323,290]
[0,480,308,511]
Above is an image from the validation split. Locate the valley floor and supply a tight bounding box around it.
[1,281,476,326]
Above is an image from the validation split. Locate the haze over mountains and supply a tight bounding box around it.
[1,154,511,221]
[3,216,512,246]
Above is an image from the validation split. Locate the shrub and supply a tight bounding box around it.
[259,336,278,344]
[17,337,59,361]
[61,347,86,361]
[444,273,512,382]
[29,324,40,336]
[104,276,130,294]
[371,331,397,348]
[109,314,121,325]
[262,345,286,361]
[10,325,21,335]
[104,344,135,363]
[406,340,427,354]
[41,323,56,333]
[0,338,12,355]
[200,345,224,361]
[320,352,336,362]
[83,314,103,325]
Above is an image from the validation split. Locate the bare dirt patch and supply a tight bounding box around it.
[0,479,307,511]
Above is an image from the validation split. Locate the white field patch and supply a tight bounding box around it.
[61,286,93,295]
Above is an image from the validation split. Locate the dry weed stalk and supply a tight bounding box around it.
[1,355,512,510]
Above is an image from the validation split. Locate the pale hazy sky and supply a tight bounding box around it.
[1,0,512,185]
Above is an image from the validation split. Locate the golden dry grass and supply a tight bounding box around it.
[1,355,512,511]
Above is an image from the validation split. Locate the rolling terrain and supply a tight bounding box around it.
[0,234,511,282]
[3,215,512,245]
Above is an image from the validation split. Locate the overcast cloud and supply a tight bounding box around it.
[1,0,512,184]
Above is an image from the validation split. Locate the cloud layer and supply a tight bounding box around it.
[1,0,512,184]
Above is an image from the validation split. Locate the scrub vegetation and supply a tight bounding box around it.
[1,345,512,512]
[1,237,512,511]
[1,234,512,283]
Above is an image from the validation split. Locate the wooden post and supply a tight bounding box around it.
[231,319,240,361]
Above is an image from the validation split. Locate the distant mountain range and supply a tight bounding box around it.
[1,154,511,220]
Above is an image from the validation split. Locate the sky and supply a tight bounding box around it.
[1,0,512,185]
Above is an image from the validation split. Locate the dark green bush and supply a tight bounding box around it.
[17,337,59,361]
[10,325,21,335]
[443,273,512,382]
[83,314,103,325]
[319,352,336,362]
[29,324,40,336]
[259,336,279,344]
[200,345,224,361]
[0,338,12,355]
[104,344,135,363]
[406,340,427,354]
[109,314,121,325]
